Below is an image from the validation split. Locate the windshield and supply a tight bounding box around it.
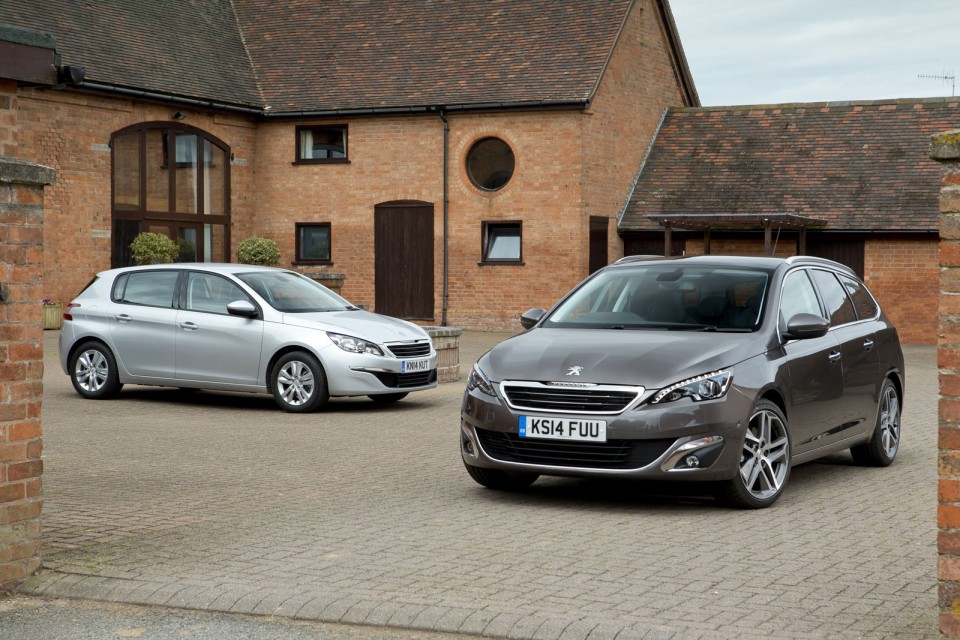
[544,264,771,331]
[237,271,356,312]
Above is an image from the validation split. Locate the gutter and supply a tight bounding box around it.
[69,81,590,119]
[440,110,450,326]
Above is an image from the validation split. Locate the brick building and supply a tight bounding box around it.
[620,99,960,344]
[0,0,698,330]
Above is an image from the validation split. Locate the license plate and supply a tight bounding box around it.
[518,416,607,442]
[401,358,430,373]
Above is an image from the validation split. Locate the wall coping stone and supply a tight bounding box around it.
[0,155,56,186]
[0,25,56,49]
[423,326,463,338]
[932,130,960,161]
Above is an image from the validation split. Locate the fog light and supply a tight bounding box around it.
[461,426,477,457]
[685,455,700,468]
[463,437,475,456]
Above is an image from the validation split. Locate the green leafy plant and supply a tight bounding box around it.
[237,237,281,266]
[129,232,178,265]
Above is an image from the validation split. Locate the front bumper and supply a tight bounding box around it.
[460,383,753,482]
[323,349,439,396]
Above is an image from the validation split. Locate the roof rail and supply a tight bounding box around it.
[612,254,667,265]
[785,255,856,275]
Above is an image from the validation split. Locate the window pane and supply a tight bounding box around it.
[299,127,346,159]
[205,223,227,262]
[121,271,178,307]
[810,269,857,327]
[204,141,226,216]
[177,227,198,262]
[112,132,140,210]
[174,133,198,214]
[468,138,515,191]
[839,274,879,320]
[145,130,169,211]
[780,270,822,328]
[185,272,246,314]
[486,225,521,260]
[298,225,330,261]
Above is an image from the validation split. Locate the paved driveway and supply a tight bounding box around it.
[21,332,937,639]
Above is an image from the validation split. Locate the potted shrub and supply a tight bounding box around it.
[129,232,178,265]
[237,237,281,266]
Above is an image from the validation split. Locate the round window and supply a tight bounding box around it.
[466,137,515,191]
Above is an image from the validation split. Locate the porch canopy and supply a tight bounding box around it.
[647,212,827,256]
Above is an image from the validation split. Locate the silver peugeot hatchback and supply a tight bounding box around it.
[460,255,904,508]
[60,264,437,412]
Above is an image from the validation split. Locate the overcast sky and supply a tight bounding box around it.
[668,0,960,106]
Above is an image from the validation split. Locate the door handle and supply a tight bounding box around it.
[828,351,842,363]
[863,339,874,351]
[114,314,132,323]
[178,321,199,331]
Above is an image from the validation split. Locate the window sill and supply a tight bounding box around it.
[292,261,334,267]
[292,159,350,166]
[478,260,525,266]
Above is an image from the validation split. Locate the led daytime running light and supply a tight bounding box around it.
[652,369,731,404]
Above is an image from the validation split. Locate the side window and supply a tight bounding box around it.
[810,269,858,327]
[185,272,249,315]
[779,270,822,330]
[481,221,522,263]
[295,125,347,163]
[116,271,179,308]
[295,222,332,263]
[839,274,879,320]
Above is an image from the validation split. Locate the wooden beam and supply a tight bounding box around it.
[763,220,772,256]
[664,222,672,257]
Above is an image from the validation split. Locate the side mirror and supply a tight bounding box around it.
[519,307,546,330]
[784,313,829,340]
[226,300,259,318]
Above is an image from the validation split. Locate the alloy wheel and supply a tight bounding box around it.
[75,349,109,393]
[739,408,790,501]
[276,360,315,407]
[879,384,900,459]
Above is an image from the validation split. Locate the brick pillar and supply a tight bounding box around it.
[0,156,54,590]
[936,130,960,636]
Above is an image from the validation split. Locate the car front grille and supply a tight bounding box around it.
[372,369,437,388]
[500,382,641,414]
[476,429,674,470]
[386,341,432,358]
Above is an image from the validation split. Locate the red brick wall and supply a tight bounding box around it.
[937,129,960,637]
[584,0,689,271]
[864,237,938,345]
[0,158,53,590]
[7,2,687,331]
[12,89,257,306]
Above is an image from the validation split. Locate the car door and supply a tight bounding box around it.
[106,269,179,379]
[810,270,881,436]
[778,268,846,455]
[174,271,265,386]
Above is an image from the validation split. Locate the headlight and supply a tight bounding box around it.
[327,332,384,356]
[651,369,732,404]
[467,364,497,397]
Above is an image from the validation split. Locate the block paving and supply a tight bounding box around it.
[20,331,938,639]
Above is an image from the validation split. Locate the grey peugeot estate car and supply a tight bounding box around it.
[460,255,903,508]
[60,264,437,412]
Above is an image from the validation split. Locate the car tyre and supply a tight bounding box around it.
[850,378,900,467]
[463,460,539,491]
[69,341,123,399]
[271,351,329,413]
[717,399,791,509]
[368,392,408,405]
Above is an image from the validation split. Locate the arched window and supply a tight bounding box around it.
[111,122,231,267]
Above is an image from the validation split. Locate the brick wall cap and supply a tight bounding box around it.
[932,130,960,161]
[0,156,56,186]
[424,326,463,338]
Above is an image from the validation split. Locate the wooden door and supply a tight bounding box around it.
[374,202,434,319]
[589,217,609,274]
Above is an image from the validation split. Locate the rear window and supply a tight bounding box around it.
[839,274,879,320]
[113,271,179,308]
